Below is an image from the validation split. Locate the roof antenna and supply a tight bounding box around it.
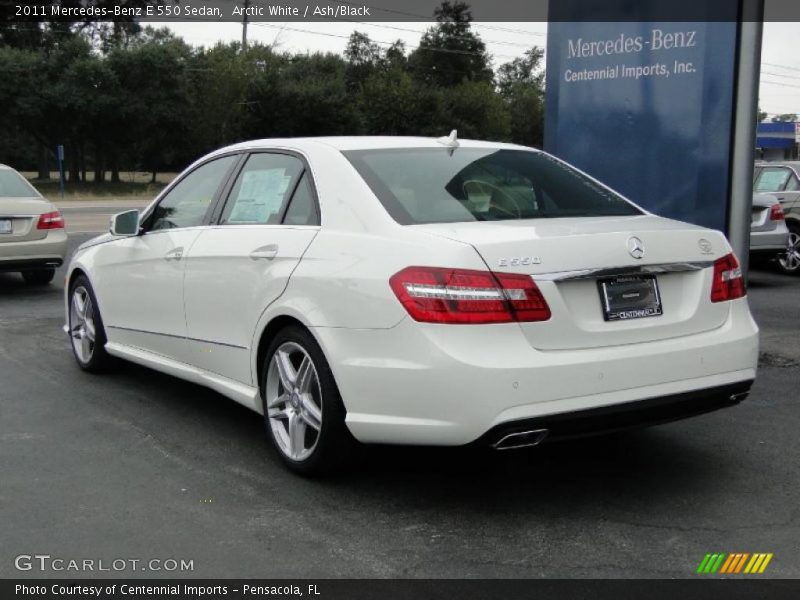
[436,129,459,154]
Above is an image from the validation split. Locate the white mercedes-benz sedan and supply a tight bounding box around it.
[64,136,759,474]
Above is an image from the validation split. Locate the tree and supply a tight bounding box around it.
[344,31,382,90]
[361,68,429,135]
[498,48,546,147]
[497,48,544,97]
[757,106,768,123]
[108,28,194,182]
[440,80,510,140]
[407,1,493,88]
[771,113,798,123]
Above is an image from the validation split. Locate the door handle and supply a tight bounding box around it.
[250,244,279,261]
[164,247,184,261]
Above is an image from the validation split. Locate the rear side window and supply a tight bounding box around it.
[0,169,39,198]
[755,167,792,192]
[221,154,304,225]
[786,172,800,191]
[343,148,641,225]
[282,173,319,226]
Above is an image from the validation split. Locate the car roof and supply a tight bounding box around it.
[213,136,536,155]
[757,161,800,167]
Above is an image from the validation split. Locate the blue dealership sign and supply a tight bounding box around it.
[544,3,742,233]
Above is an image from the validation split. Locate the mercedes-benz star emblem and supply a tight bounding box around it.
[698,238,713,255]
[627,236,645,259]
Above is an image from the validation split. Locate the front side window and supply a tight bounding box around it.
[343,148,642,225]
[754,167,792,193]
[0,169,40,198]
[149,155,237,231]
[221,154,305,225]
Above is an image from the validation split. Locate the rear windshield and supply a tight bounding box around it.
[0,169,39,198]
[343,148,641,225]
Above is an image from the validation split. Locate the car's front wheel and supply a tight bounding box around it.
[261,325,355,475]
[778,225,800,275]
[68,276,115,372]
[21,268,55,285]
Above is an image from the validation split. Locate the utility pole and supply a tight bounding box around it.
[241,0,250,51]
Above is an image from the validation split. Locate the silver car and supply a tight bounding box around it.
[750,192,790,263]
[753,162,800,274]
[0,164,67,285]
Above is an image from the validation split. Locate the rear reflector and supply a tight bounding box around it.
[37,210,65,230]
[389,266,551,324]
[710,253,746,303]
[769,203,785,221]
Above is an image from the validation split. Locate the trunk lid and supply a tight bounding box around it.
[412,215,731,350]
[0,197,53,243]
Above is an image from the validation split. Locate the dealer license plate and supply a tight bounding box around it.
[598,274,663,322]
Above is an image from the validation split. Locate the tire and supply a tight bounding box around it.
[21,268,55,285]
[68,275,116,372]
[777,223,800,275]
[260,325,356,476]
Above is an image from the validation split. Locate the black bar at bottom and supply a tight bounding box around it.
[3,579,798,600]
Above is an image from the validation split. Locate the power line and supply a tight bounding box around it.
[760,80,800,90]
[333,20,539,49]
[761,70,800,82]
[250,22,520,60]
[331,1,547,37]
[762,61,800,72]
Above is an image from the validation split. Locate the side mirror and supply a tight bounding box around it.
[109,210,140,236]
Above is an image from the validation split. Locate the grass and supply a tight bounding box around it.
[21,171,177,202]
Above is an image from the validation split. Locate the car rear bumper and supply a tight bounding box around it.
[476,380,753,447]
[0,230,67,271]
[749,228,789,253]
[313,298,759,446]
[0,257,64,271]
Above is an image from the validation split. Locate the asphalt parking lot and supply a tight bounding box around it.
[1,226,799,579]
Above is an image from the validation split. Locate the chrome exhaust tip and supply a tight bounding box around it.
[492,428,549,450]
[730,392,749,402]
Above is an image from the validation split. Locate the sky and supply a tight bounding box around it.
[163,20,800,119]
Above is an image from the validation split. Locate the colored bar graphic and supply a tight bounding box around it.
[759,554,773,573]
[701,552,773,574]
[719,554,736,574]
[734,553,750,573]
[745,554,761,574]
[697,554,712,574]
[711,554,726,573]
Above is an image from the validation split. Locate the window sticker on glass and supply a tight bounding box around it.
[228,169,293,223]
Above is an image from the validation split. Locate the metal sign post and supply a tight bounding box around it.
[56,145,65,199]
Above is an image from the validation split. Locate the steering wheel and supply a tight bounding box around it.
[462,180,522,218]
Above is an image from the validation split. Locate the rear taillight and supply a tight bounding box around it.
[769,203,785,221]
[710,253,746,303]
[37,210,64,230]
[389,266,551,324]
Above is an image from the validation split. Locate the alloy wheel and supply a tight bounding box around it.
[265,342,323,461]
[778,231,800,273]
[70,286,96,363]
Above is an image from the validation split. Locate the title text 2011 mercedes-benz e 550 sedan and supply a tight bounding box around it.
[64,137,759,474]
